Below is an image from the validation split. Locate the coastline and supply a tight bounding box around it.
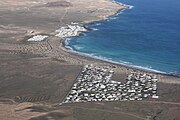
[63,38,180,77]
[62,38,180,78]
[60,1,179,77]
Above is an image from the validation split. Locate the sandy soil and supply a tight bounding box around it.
[0,0,180,120]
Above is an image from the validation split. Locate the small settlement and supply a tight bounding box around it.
[27,35,49,42]
[55,25,87,38]
[63,64,159,103]
[26,24,86,42]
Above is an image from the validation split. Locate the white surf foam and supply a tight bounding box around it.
[73,45,84,50]
[128,5,134,9]
[90,28,99,31]
[110,16,118,20]
[95,23,101,26]
[64,44,167,74]
[112,0,134,9]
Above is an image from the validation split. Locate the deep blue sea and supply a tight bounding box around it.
[65,0,180,75]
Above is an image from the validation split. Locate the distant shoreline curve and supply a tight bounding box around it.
[61,0,180,77]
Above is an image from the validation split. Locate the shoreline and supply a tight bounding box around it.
[63,38,180,77]
[62,39,180,78]
[59,1,180,78]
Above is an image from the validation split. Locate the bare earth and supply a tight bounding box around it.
[0,0,180,120]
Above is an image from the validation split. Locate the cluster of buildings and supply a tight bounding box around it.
[63,64,159,103]
[55,25,87,38]
[27,35,49,42]
[27,24,87,42]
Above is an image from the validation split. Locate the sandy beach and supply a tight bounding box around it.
[0,0,180,119]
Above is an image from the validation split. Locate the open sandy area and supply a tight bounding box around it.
[0,0,180,120]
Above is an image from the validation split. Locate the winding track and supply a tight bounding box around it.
[60,105,147,120]
[59,100,180,120]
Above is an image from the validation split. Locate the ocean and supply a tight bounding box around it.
[65,0,180,75]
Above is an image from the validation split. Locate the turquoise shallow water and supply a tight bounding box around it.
[65,0,180,75]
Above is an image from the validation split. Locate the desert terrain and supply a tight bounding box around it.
[0,0,180,120]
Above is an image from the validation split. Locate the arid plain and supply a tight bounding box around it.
[0,0,180,120]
